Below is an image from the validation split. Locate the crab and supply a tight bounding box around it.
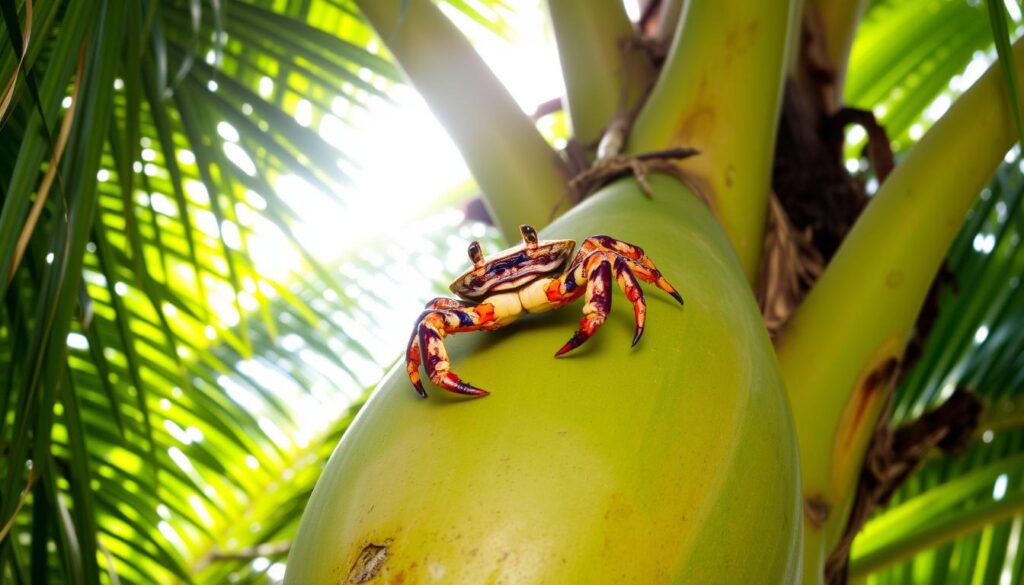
[405,225,684,398]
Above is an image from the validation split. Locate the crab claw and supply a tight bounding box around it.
[555,259,612,357]
[431,372,489,397]
[632,325,644,347]
[407,310,493,398]
[555,330,586,357]
[405,332,429,398]
[412,380,428,398]
[666,285,684,305]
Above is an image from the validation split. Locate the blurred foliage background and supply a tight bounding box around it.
[0,0,1023,583]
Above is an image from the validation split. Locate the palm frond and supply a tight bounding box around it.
[0,0,512,582]
[844,1,1024,579]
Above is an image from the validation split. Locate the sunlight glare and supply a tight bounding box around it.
[164,420,193,445]
[974,325,990,344]
[993,474,1008,501]
[951,51,994,92]
[158,521,188,554]
[252,557,270,572]
[185,179,210,204]
[194,210,221,238]
[438,2,563,113]
[237,291,258,311]
[1005,0,1022,22]
[220,374,264,412]
[259,76,274,97]
[224,142,257,176]
[268,563,286,581]
[245,189,267,209]
[150,192,177,216]
[623,0,641,21]
[168,447,196,474]
[845,125,866,145]
[925,94,951,121]
[215,3,564,435]
[973,233,996,254]
[217,121,240,142]
[67,332,89,351]
[317,114,347,148]
[189,495,214,527]
[258,418,291,449]
[1002,518,1023,585]
[221,220,242,249]
[295,99,313,127]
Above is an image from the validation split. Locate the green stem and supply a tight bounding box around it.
[776,37,1024,578]
[545,0,655,153]
[354,0,570,242]
[628,0,797,283]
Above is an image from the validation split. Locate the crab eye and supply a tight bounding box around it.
[468,241,484,266]
[519,225,538,246]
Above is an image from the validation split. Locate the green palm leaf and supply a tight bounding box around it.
[843,0,1024,581]
[0,0,509,582]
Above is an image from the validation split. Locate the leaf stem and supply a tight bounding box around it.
[776,37,1024,578]
[545,0,655,153]
[354,0,571,241]
[628,0,798,283]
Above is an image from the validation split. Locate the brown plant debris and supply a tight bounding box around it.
[766,79,898,334]
[772,81,871,264]
[824,388,983,584]
[567,147,701,205]
[896,263,959,387]
[347,541,392,584]
[804,494,832,529]
[758,195,824,339]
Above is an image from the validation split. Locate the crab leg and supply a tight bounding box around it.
[405,301,503,397]
[424,297,472,310]
[406,298,474,396]
[571,235,684,304]
[611,255,648,346]
[544,249,650,349]
[405,332,427,397]
[554,252,614,357]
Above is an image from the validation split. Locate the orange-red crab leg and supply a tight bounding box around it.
[551,251,615,357]
[405,299,502,398]
[571,235,684,305]
[548,243,678,355]
[611,255,648,346]
[406,298,470,396]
